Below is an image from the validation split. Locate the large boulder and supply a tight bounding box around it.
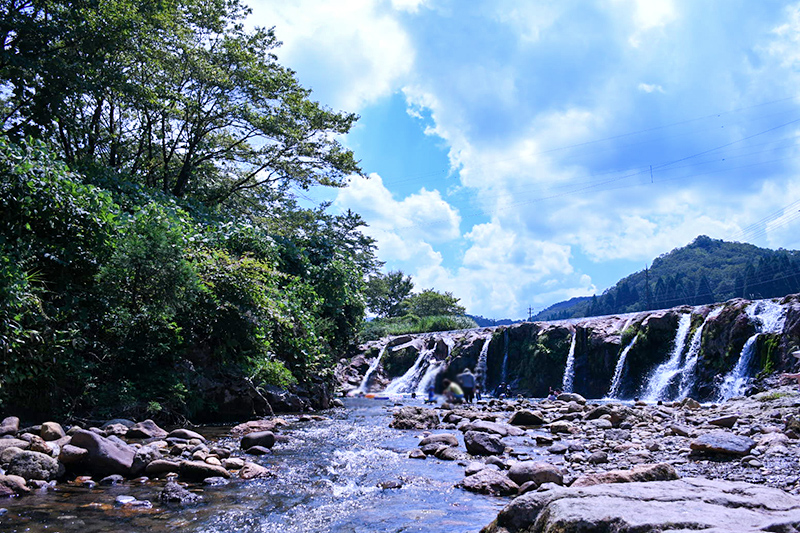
[461,420,524,437]
[0,474,29,497]
[0,439,28,453]
[40,422,66,441]
[458,468,519,496]
[571,463,679,487]
[167,429,206,442]
[507,461,564,487]
[69,429,135,476]
[464,431,505,456]
[179,460,231,481]
[389,406,440,430]
[690,431,756,456]
[6,450,60,481]
[0,417,19,437]
[230,419,288,437]
[508,410,546,426]
[240,431,275,451]
[419,433,459,448]
[483,478,800,533]
[127,420,168,439]
[131,445,162,477]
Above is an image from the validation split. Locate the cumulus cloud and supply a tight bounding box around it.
[638,83,665,93]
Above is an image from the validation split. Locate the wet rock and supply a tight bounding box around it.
[547,421,574,434]
[127,420,168,440]
[160,481,202,504]
[204,476,230,486]
[546,443,568,455]
[70,429,135,477]
[708,415,739,429]
[144,459,181,477]
[435,447,464,461]
[571,463,679,487]
[244,445,272,456]
[0,417,19,437]
[508,410,546,426]
[556,393,586,404]
[508,461,563,487]
[408,449,427,459]
[462,420,524,437]
[167,429,206,442]
[0,474,29,496]
[458,468,519,496]
[604,429,631,441]
[230,419,288,436]
[6,451,59,481]
[484,478,800,533]
[131,445,161,477]
[390,406,440,430]
[40,422,65,442]
[584,405,621,425]
[239,462,274,480]
[690,431,756,456]
[464,431,505,456]
[419,433,459,447]
[378,480,403,489]
[682,397,701,409]
[100,474,124,486]
[241,431,275,451]
[222,457,245,470]
[179,460,231,481]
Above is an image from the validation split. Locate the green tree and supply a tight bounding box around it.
[402,288,466,317]
[364,270,414,318]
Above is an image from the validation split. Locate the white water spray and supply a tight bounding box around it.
[642,313,692,402]
[676,307,723,399]
[606,337,636,399]
[475,334,492,390]
[561,331,577,393]
[354,346,386,394]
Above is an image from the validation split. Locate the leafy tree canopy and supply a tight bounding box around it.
[403,288,466,317]
[364,270,413,318]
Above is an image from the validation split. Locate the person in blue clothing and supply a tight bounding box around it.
[457,368,476,403]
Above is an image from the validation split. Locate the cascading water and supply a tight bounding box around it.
[606,337,636,399]
[384,346,435,395]
[354,346,386,394]
[676,307,723,399]
[561,331,577,393]
[475,334,492,390]
[717,300,788,401]
[642,313,692,402]
[500,329,510,384]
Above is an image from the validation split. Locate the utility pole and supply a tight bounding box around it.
[528,306,533,321]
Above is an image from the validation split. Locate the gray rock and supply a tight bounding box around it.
[127,420,168,439]
[160,481,202,504]
[0,446,24,465]
[179,460,231,481]
[691,431,756,456]
[587,451,609,464]
[239,462,274,480]
[458,468,519,496]
[435,446,464,461]
[508,410,546,426]
[408,449,426,459]
[419,433,459,447]
[6,451,59,481]
[572,463,679,487]
[101,419,135,429]
[167,429,206,442]
[58,444,89,465]
[244,445,272,455]
[0,439,28,454]
[584,405,621,425]
[0,417,19,437]
[100,474,124,486]
[70,429,135,476]
[145,460,181,476]
[0,474,29,496]
[103,423,130,438]
[462,420,524,437]
[556,393,586,404]
[670,424,693,437]
[546,442,568,454]
[240,431,275,450]
[485,477,800,533]
[464,431,505,456]
[709,415,739,429]
[389,406,440,430]
[604,428,631,441]
[40,422,65,442]
[507,461,563,487]
[131,445,161,477]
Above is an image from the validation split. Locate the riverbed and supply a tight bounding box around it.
[0,398,504,533]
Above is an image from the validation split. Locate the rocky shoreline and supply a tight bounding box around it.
[389,379,800,531]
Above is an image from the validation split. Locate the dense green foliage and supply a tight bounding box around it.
[360,315,478,341]
[535,235,800,320]
[0,0,379,420]
[364,270,413,318]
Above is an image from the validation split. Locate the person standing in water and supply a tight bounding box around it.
[457,368,476,403]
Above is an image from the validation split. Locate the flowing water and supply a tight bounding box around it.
[384,346,436,395]
[499,330,510,385]
[561,331,577,393]
[642,313,692,402]
[606,337,636,399]
[474,335,492,391]
[355,346,387,394]
[0,400,503,533]
[676,307,723,400]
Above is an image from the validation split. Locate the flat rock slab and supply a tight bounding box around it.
[483,477,800,533]
[691,430,755,456]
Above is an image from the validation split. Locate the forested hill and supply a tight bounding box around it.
[534,236,800,320]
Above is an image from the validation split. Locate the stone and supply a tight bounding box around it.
[144,460,181,476]
[239,462,274,480]
[690,431,756,456]
[0,475,29,496]
[464,431,505,456]
[587,418,613,429]
[435,447,464,461]
[103,423,130,438]
[40,422,65,442]
[709,415,739,429]
[167,429,206,442]
[6,451,59,481]
[587,451,609,464]
[101,419,135,429]
[378,479,403,490]
[484,477,800,533]
[204,476,229,486]
[389,406,440,430]
[58,444,89,465]
[160,481,202,504]
[508,461,564,487]
[458,468,519,496]
[179,460,231,481]
[230,419,288,436]
[27,436,50,454]
[0,439,28,453]
[131,445,161,477]
[70,429,135,476]
[670,424,693,437]
[222,457,245,470]
[100,474,124,486]
[508,410,546,426]
[0,446,24,464]
[571,463,679,487]
[604,428,631,441]
[548,421,575,434]
[419,433,459,447]
[682,397,702,409]
[546,443,568,455]
[556,393,586,404]
[408,449,426,459]
[584,405,621,425]
[244,445,272,456]
[0,417,19,437]
[127,420,168,439]
[240,431,275,451]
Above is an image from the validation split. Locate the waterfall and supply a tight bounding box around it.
[642,313,693,402]
[384,346,435,395]
[500,330,510,384]
[561,331,577,393]
[354,346,386,394]
[415,359,442,396]
[606,337,636,399]
[676,307,723,399]
[717,300,788,401]
[475,334,492,390]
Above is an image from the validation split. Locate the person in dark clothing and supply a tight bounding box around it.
[457,368,476,403]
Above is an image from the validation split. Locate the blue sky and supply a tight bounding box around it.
[250,0,800,319]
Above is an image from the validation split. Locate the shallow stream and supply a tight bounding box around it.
[0,399,504,533]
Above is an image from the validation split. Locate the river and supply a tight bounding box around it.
[0,398,504,532]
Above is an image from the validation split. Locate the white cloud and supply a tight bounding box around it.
[249,0,414,111]
[624,0,678,48]
[391,0,429,13]
[638,83,665,93]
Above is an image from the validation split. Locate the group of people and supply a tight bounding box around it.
[440,368,481,404]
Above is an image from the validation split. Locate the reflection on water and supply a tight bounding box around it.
[0,399,503,533]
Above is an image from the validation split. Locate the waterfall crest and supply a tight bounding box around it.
[561,331,577,393]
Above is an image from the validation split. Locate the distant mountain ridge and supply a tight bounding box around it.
[534,235,800,320]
